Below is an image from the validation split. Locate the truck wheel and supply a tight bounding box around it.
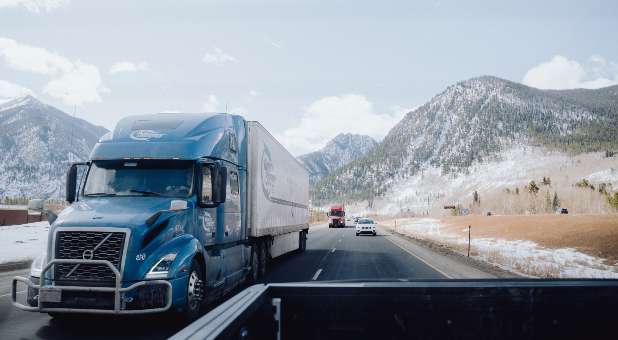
[258,242,267,277]
[182,260,204,320]
[248,245,259,283]
[298,230,307,253]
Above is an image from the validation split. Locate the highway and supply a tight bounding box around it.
[0,224,488,339]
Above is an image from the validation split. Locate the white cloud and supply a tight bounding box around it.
[202,94,219,112]
[0,0,69,13]
[0,37,106,106]
[269,40,282,49]
[0,37,72,75]
[202,47,237,65]
[523,55,618,90]
[109,61,149,74]
[43,61,105,106]
[230,106,248,116]
[0,80,33,100]
[276,94,411,156]
[249,90,258,97]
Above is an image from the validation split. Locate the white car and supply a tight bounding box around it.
[355,218,377,236]
[344,216,355,227]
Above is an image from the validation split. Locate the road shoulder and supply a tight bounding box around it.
[381,226,517,278]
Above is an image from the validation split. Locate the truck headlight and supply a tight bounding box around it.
[30,253,46,278]
[145,253,177,279]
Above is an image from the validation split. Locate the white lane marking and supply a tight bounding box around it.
[331,248,336,253]
[312,268,323,281]
[338,239,342,243]
[385,235,452,279]
[0,290,25,298]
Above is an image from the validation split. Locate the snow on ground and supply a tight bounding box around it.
[0,221,49,264]
[389,218,618,278]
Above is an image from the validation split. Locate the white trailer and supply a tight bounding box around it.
[246,121,309,274]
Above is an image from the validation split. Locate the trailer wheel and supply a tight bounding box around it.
[182,260,204,320]
[298,230,307,253]
[258,241,267,277]
[248,245,259,283]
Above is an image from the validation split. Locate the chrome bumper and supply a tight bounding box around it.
[11,258,173,314]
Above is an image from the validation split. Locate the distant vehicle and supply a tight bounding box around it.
[328,204,345,228]
[344,216,354,227]
[353,216,360,223]
[12,114,309,319]
[356,218,376,236]
[560,208,569,214]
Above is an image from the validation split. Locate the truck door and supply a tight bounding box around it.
[222,167,247,289]
[197,164,225,296]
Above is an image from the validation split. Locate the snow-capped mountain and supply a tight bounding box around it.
[313,76,618,204]
[298,133,377,186]
[0,96,108,199]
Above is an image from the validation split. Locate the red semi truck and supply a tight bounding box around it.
[328,204,345,228]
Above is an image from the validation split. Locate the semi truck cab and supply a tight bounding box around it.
[328,204,345,228]
[11,113,309,319]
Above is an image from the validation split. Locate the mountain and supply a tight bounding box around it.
[313,76,618,204]
[298,133,377,186]
[0,96,108,199]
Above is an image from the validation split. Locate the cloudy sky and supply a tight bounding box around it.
[1,0,617,155]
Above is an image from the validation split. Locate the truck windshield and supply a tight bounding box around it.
[83,160,194,197]
[330,211,344,217]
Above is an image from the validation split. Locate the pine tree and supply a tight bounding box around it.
[552,192,560,211]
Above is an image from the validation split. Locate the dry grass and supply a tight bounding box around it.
[441,214,618,264]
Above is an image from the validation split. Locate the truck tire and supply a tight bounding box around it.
[182,260,204,320]
[298,230,307,253]
[248,245,259,283]
[258,241,267,277]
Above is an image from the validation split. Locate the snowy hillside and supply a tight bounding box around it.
[314,76,618,205]
[298,133,377,185]
[0,96,108,198]
[345,146,618,217]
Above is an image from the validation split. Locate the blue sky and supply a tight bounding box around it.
[1,0,617,155]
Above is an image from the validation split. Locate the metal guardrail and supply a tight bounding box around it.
[11,258,173,314]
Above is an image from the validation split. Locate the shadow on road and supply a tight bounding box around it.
[33,313,189,340]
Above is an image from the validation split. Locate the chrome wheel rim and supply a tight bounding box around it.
[187,270,201,311]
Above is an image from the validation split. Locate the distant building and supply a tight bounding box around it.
[0,205,43,225]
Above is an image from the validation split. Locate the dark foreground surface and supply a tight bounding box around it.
[0,225,444,339]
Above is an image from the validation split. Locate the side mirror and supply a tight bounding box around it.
[212,164,227,204]
[198,163,227,207]
[28,199,58,224]
[66,163,78,203]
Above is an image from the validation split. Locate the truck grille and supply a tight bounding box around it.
[54,231,126,286]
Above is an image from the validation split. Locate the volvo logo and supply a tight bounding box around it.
[82,249,94,260]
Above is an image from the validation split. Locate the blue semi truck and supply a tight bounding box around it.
[11,113,309,319]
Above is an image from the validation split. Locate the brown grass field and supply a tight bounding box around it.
[441,214,618,264]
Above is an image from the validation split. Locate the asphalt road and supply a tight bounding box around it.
[0,224,448,339]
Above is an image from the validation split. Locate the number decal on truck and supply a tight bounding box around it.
[135,253,146,261]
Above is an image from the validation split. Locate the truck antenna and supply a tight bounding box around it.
[70,105,76,162]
